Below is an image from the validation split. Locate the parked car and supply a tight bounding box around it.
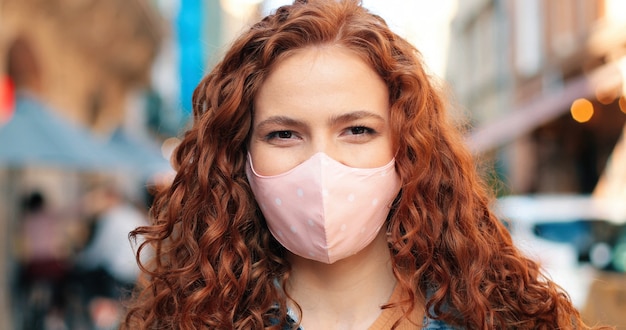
[493,194,626,308]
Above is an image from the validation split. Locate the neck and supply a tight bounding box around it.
[286,230,397,329]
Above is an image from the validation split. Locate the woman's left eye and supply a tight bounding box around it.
[347,126,374,135]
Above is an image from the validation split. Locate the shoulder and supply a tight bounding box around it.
[422,317,463,329]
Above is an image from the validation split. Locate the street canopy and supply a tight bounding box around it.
[0,93,171,176]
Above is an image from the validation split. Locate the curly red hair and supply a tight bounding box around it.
[122,1,609,329]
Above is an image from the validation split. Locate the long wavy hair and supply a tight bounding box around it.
[122,1,605,329]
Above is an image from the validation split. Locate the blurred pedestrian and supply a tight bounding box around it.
[15,190,71,330]
[73,183,147,329]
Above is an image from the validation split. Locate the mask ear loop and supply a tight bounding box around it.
[384,144,403,243]
[388,100,406,165]
[385,104,402,189]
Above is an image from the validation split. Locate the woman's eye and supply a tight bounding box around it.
[267,130,294,140]
[348,126,373,135]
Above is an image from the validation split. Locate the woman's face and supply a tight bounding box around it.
[249,46,394,176]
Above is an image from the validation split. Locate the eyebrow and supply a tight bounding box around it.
[254,116,306,132]
[327,110,386,126]
[254,110,385,132]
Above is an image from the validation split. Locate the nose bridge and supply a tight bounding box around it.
[309,130,339,161]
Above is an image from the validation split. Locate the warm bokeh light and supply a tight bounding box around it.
[595,85,619,105]
[606,0,626,23]
[151,170,176,188]
[161,137,181,162]
[570,98,594,123]
[620,96,626,114]
[221,0,263,19]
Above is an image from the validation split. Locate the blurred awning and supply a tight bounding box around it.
[465,76,592,154]
[465,59,625,154]
[105,129,174,181]
[0,93,175,180]
[0,94,124,171]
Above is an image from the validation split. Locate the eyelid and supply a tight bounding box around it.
[345,125,378,135]
[263,130,302,145]
[267,130,291,137]
[255,116,306,135]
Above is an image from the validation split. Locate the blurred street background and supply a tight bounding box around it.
[0,0,625,329]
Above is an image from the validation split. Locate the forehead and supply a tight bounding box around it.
[265,45,375,82]
[253,45,389,119]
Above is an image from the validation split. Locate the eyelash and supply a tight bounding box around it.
[265,130,296,141]
[264,126,377,142]
[347,126,376,136]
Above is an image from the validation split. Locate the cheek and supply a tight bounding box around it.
[356,138,395,168]
[249,148,300,176]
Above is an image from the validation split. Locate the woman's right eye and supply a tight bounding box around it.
[266,130,294,140]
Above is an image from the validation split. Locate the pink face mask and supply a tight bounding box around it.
[246,152,401,264]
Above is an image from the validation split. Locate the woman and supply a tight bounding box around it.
[122,1,609,328]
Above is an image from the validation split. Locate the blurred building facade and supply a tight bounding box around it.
[0,0,268,327]
[0,0,166,136]
[0,0,168,327]
[449,3,626,324]
[448,0,626,195]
